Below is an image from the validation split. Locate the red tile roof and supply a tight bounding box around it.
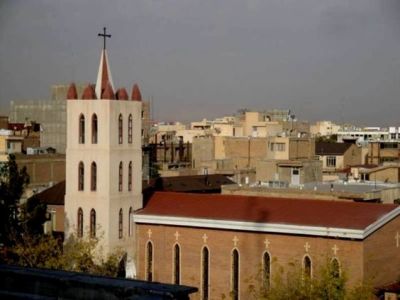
[82,84,97,100]
[66,83,78,100]
[131,83,142,101]
[137,192,398,230]
[102,82,115,100]
[116,88,129,100]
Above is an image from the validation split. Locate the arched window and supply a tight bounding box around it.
[119,162,123,191]
[118,208,123,239]
[90,209,96,238]
[331,258,340,278]
[231,249,239,300]
[79,114,85,144]
[173,244,181,284]
[78,162,84,191]
[201,246,210,300]
[91,162,97,191]
[92,114,98,144]
[128,161,132,191]
[128,114,133,144]
[146,241,153,282]
[118,114,123,144]
[128,207,133,236]
[303,255,312,279]
[77,208,83,238]
[263,252,271,291]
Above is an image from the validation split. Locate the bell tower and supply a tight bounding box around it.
[64,28,143,270]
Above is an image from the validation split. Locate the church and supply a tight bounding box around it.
[64,30,400,299]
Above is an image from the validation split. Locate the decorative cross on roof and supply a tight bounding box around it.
[304,242,311,252]
[98,27,111,50]
[264,238,270,249]
[174,231,180,241]
[147,229,152,239]
[395,232,400,248]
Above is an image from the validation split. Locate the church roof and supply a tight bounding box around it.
[101,82,115,100]
[81,84,97,100]
[95,50,115,99]
[116,88,129,100]
[131,84,142,101]
[66,83,78,99]
[134,192,400,239]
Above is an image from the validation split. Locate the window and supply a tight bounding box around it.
[77,208,83,238]
[173,244,180,284]
[270,142,285,152]
[326,156,336,168]
[331,258,340,278]
[303,255,312,279]
[90,209,96,238]
[146,241,153,282]
[92,114,98,144]
[201,247,209,300]
[128,162,132,191]
[91,162,97,191]
[263,252,271,291]
[128,114,133,144]
[118,209,123,239]
[119,162,123,191]
[118,114,123,144]
[128,207,133,236]
[78,162,84,191]
[231,249,239,300]
[79,114,85,144]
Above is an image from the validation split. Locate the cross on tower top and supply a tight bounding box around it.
[98,27,111,50]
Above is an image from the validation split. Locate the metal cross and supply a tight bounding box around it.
[396,232,400,248]
[264,238,270,249]
[202,234,208,244]
[174,231,180,241]
[304,242,311,252]
[147,229,152,239]
[332,244,339,256]
[98,27,111,50]
[232,236,239,247]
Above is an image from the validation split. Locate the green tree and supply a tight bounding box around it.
[0,154,30,246]
[20,195,48,235]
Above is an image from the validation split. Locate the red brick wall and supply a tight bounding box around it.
[136,225,367,299]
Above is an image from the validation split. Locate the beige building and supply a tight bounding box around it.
[64,48,143,272]
[367,141,400,164]
[310,120,340,137]
[316,142,362,174]
[0,131,23,161]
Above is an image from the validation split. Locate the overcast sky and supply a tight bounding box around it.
[1,0,400,125]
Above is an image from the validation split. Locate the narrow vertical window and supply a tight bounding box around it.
[173,244,180,284]
[231,249,239,300]
[118,114,123,144]
[128,161,132,191]
[78,162,84,191]
[128,207,133,236]
[90,209,96,238]
[79,114,85,144]
[331,258,340,278]
[263,252,271,291]
[146,241,153,282]
[91,162,97,191]
[303,256,312,279]
[119,162,123,191]
[118,208,123,239]
[201,246,209,300]
[92,114,98,144]
[77,208,83,238]
[128,114,133,144]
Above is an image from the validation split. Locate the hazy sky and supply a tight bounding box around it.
[1,0,400,125]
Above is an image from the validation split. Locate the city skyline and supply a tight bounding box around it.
[1,0,400,125]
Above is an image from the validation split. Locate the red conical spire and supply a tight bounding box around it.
[82,84,97,100]
[131,83,142,101]
[102,81,115,100]
[66,83,78,100]
[116,88,129,100]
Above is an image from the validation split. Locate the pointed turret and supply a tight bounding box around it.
[102,82,115,100]
[66,83,78,100]
[95,50,115,99]
[116,88,129,100]
[82,84,97,100]
[131,83,142,101]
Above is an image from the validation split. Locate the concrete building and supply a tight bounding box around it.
[367,141,400,164]
[64,47,143,268]
[310,120,340,137]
